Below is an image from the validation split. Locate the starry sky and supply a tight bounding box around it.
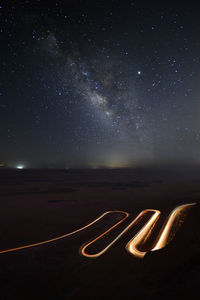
[1,0,200,168]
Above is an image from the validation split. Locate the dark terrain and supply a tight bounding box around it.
[0,168,199,299]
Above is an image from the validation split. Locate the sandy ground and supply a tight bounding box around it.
[0,168,199,299]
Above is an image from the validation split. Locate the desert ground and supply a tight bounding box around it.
[0,168,199,299]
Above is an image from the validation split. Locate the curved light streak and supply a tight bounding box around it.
[81,210,146,258]
[0,203,196,258]
[126,203,196,258]
[0,210,128,254]
[82,203,196,259]
[151,202,196,251]
[125,209,160,258]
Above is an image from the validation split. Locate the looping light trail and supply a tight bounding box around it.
[0,210,128,255]
[0,203,196,259]
[80,210,145,258]
[125,209,160,258]
[81,203,196,259]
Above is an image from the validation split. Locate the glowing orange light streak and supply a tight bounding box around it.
[0,203,196,258]
[82,203,196,259]
[125,209,160,258]
[0,211,128,254]
[81,210,145,258]
[152,203,196,251]
[126,203,196,258]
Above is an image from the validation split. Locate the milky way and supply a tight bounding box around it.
[0,1,200,168]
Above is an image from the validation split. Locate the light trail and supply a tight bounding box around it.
[151,202,196,251]
[126,203,196,258]
[81,210,146,258]
[0,203,196,258]
[125,209,160,259]
[0,210,129,254]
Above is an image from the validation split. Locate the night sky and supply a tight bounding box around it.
[1,0,200,168]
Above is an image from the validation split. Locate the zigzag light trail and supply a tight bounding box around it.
[0,204,196,258]
[0,210,129,255]
[81,203,196,258]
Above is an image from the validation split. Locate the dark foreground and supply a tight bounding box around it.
[0,168,199,299]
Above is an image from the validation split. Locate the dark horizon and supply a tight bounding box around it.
[1,164,200,174]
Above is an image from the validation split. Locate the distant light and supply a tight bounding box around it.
[16,165,24,169]
[137,70,142,75]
